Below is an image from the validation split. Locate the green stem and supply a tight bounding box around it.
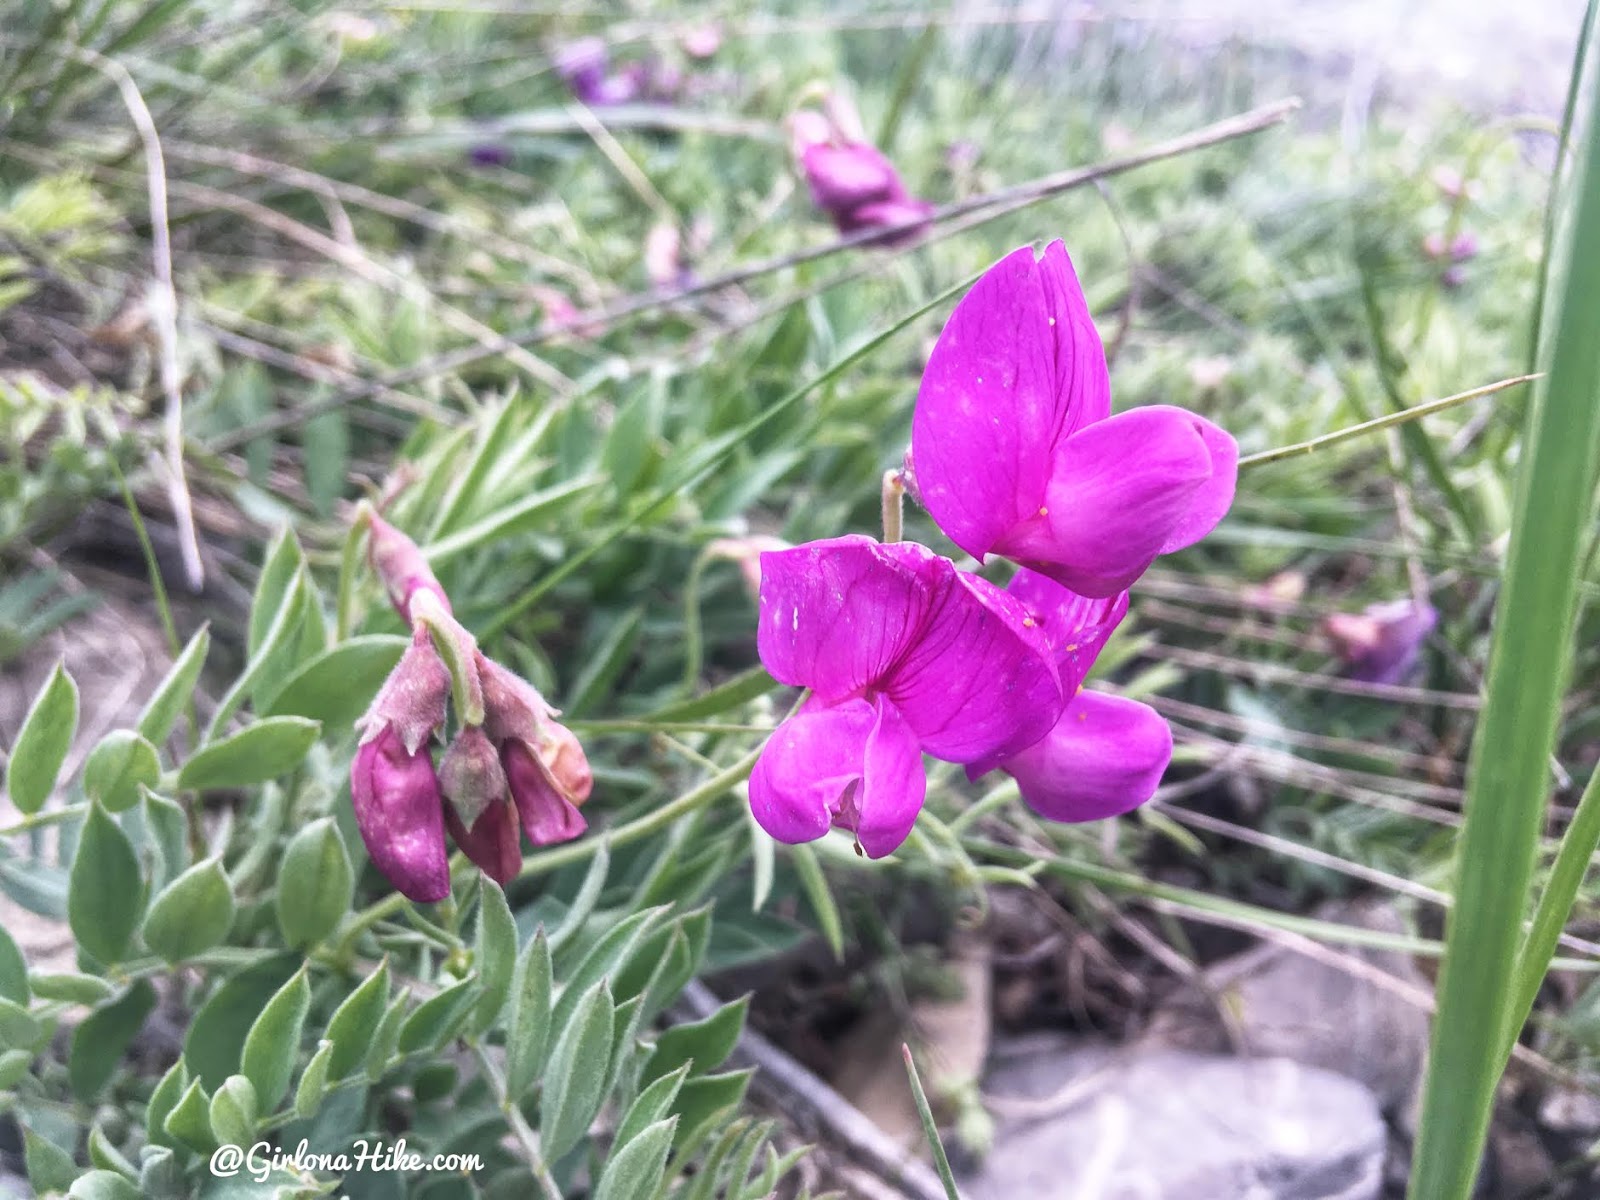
[474,1043,564,1200]
[0,803,89,838]
[902,1044,960,1200]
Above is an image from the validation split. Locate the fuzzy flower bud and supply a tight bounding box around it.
[437,725,508,832]
[504,739,587,847]
[368,513,450,621]
[350,726,451,903]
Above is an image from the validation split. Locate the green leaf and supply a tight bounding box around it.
[303,405,349,517]
[791,844,844,961]
[644,665,777,724]
[592,1117,677,1200]
[275,818,352,948]
[552,906,666,1028]
[31,973,116,1004]
[67,801,143,965]
[642,994,748,1086]
[539,978,615,1162]
[24,1125,77,1195]
[250,528,306,657]
[0,997,44,1052]
[671,1069,753,1152]
[241,969,310,1112]
[208,571,309,739]
[137,1146,179,1198]
[69,1170,143,1200]
[183,955,299,1089]
[396,977,479,1054]
[293,1038,334,1120]
[85,1123,136,1180]
[612,1063,688,1152]
[564,605,644,717]
[142,859,235,962]
[69,980,155,1100]
[177,717,321,791]
[0,1048,33,1088]
[142,791,190,890]
[145,1059,188,1147]
[5,662,77,814]
[263,635,407,730]
[470,883,517,1035]
[503,929,552,1101]
[411,1060,457,1104]
[209,1074,258,1146]
[137,625,209,744]
[421,476,601,563]
[82,731,161,813]
[163,1077,216,1153]
[0,921,27,1004]
[325,959,389,1079]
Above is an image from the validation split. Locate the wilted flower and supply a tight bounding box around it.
[908,242,1238,598]
[790,105,933,245]
[350,508,591,898]
[750,537,1066,858]
[1323,598,1438,685]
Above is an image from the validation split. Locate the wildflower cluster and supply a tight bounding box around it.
[351,514,591,901]
[749,242,1238,856]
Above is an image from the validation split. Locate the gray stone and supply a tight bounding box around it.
[965,1040,1386,1200]
[1147,900,1431,1113]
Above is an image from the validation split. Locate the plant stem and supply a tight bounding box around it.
[474,1043,564,1200]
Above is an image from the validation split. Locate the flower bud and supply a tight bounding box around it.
[444,795,522,886]
[1323,598,1438,685]
[357,626,450,754]
[368,513,450,621]
[477,653,557,748]
[350,727,450,903]
[503,739,586,847]
[437,725,508,832]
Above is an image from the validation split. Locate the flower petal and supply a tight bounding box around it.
[998,690,1172,822]
[749,695,925,858]
[1006,569,1130,693]
[1158,409,1239,553]
[350,727,451,903]
[910,241,1110,561]
[444,797,522,886]
[756,536,936,701]
[504,739,588,847]
[885,569,1062,765]
[998,406,1216,597]
[802,143,901,213]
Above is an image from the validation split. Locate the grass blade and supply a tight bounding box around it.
[1407,17,1600,1197]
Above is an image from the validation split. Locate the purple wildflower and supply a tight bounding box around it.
[908,242,1238,598]
[750,536,1065,857]
[1324,598,1438,685]
[554,37,610,104]
[791,109,933,245]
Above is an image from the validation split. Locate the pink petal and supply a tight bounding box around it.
[503,739,587,847]
[1005,569,1130,692]
[802,143,901,213]
[749,695,925,859]
[350,727,451,903]
[756,536,936,702]
[885,569,1062,765]
[444,797,522,886]
[999,690,1172,823]
[1157,409,1239,553]
[910,241,1111,561]
[998,406,1216,597]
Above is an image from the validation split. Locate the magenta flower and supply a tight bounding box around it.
[973,569,1172,821]
[750,536,1064,857]
[791,110,933,245]
[351,726,452,903]
[908,242,1238,598]
[1324,598,1438,685]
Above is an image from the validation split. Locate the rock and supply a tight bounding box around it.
[965,1039,1386,1200]
[1147,900,1431,1113]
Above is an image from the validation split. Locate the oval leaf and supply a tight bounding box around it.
[504,929,552,1102]
[241,969,310,1113]
[275,818,352,949]
[143,859,235,962]
[6,663,78,814]
[539,978,615,1162]
[209,1074,258,1146]
[264,636,407,730]
[293,1038,335,1120]
[31,973,116,1005]
[69,980,156,1101]
[69,1169,143,1200]
[177,717,321,792]
[68,802,144,966]
[0,922,27,1004]
[325,960,389,1080]
[83,731,161,814]
[137,625,210,745]
[396,978,480,1054]
[641,994,748,1086]
[470,883,517,1035]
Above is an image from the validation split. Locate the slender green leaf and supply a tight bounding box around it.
[642,994,748,1086]
[241,969,311,1112]
[24,1126,77,1195]
[539,978,615,1161]
[137,625,209,744]
[325,960,389,1079]
[0,923,27,1005]
[397,978,479,1053]
[470,883,517,1035]
[504,929,553,1101]
[422,476,601,563]
[593,1117,677,1200]
[6,662,77,814]
[293,1039,334,1120]
[263,635,407,730]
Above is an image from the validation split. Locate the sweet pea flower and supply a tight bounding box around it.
[975,569,1173,821]
[790,108,933,245]
[908,242,1239,598]
[1324,597,1438,685]
[750,536,1064,858]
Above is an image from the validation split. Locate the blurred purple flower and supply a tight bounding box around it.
[683,24,722,58]
[468,143,511,168]
[791,109,933,245]
[750,536,1064,857]
[1324,598,1438,685]
[554,37,610,103]
[908,242,1238,598]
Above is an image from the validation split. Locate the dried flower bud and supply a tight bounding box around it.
[437,725,508,832]
[357,626,450,754]
[350,727,450,903]
[504,739,587,847]
[368,513,449,621]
